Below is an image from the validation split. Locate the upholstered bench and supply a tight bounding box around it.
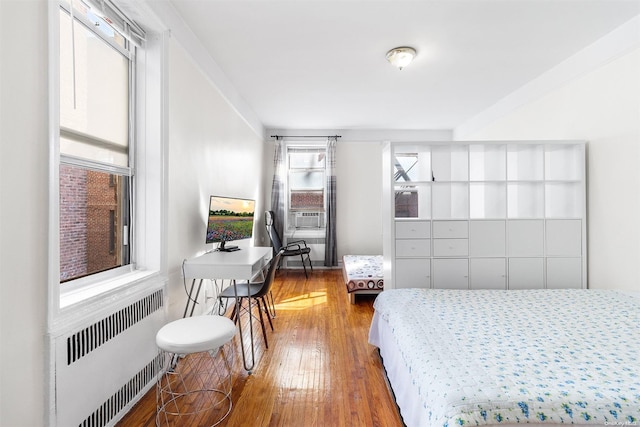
[342,255,384,304]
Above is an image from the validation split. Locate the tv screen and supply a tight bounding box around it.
[206,196,255,249]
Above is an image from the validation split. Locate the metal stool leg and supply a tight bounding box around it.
[155,316,236,426]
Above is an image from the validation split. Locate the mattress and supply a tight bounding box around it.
[342,255,384,293]
[369,288,640,427]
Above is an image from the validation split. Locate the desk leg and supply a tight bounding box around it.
[233,280,256,373]
[183,279,205,318]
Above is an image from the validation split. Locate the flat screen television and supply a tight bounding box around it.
[205,195,255,251]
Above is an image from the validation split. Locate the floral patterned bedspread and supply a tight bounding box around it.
[342,255,384,293]
[373,288,640,426]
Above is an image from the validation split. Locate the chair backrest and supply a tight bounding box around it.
[265,210,283,251]
[254,250,283,298]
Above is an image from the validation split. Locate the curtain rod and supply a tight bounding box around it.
[270,135,341,139]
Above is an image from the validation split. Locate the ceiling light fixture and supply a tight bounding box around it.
[386,46,416,70]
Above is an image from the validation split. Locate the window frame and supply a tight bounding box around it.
[49,0,163,313]
[286,145,327,212]
[285,143,328,230]
[57,0,135,289]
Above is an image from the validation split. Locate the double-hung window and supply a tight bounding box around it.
[286,145,327,230]
[58,0,141,286]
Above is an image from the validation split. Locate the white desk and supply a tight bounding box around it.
[182,246,272,372]
[183,247,272,282]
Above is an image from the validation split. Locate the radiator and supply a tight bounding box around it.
[53,287,166,427]
[308,243,325,262]
[284,236,325,266]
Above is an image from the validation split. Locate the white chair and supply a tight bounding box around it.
[155,315,236,427]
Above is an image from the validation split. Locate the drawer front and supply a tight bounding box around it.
[508,220,544,257]
[432,258,469,289]
[508,258,544,290]
[395,258,431,289]
[395,221,431,239]
[396,239,431,257]
[546,257,582,289]
[433,221,468,238]
[546,219,582,257]
[469,258,506,289]
[433,239,468,256]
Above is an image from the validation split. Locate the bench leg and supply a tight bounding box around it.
[348,292,355,305]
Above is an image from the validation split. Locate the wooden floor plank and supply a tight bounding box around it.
[117,269,403,427]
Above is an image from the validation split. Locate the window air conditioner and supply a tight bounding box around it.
[294,212,321,228]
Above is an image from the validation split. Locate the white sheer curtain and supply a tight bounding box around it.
[324,137,338,266]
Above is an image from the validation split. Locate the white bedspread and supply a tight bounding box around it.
[370,289,640,426]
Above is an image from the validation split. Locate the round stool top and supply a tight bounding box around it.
[156,315,237,354]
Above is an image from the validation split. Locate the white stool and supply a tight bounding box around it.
[155,315,236,427]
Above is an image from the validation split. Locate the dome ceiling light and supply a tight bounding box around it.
[386,46,416,70]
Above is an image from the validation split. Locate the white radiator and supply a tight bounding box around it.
[308,243,325,261]
[52,288,166,427]
[284,236,326,266]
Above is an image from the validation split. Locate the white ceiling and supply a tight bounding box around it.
[167,0,640,131]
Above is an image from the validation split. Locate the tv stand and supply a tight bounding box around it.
[217,242,240,252]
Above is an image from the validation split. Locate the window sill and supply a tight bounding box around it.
[60,269,159,309]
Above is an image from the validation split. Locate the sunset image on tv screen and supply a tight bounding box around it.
[206,196,255,243]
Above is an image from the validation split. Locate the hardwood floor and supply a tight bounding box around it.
[117,269,404,427]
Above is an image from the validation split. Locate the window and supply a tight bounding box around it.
[58,0,139,284]
[286,145,327,229]
[394,153,420,218]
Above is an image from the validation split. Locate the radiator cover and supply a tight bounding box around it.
[53,287,166,427]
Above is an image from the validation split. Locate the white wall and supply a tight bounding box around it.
[0,2,267,425]
[337,141,385,255]
[455,47,640,291]
[0,1,48,426]
[166,39,265,317]
[335,130,452,257]
[263,129,452,259]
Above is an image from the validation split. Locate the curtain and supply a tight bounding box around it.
[324,137,338,266]
[270,137,286,241]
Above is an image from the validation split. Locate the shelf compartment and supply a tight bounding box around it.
[470,182,506,219]
[431,145,468,182]
[469,144,506,181]
[507,144,544,181]
[394,151,432,182]
[507,182,544,218]
[545,144,584,181]
[432,183,468,219]
[545,182,583,218]
[394,184,431,219]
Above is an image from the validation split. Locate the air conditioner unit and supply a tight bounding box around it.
[294,212,322,228]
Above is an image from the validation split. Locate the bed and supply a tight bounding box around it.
[369,288,640,427]
[342,255,384,304]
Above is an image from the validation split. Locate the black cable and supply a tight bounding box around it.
[182,259,199,305]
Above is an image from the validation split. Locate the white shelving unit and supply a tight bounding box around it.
[383,141,587,290]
